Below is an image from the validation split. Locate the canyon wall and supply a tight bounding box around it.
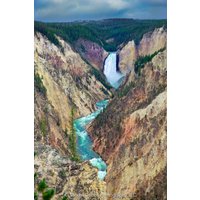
[75,38,108,70]
[118,27,167,75]
[88,49,167,199]
[117,41,138,74]
[34,32,111,152]
[34,32,111,199]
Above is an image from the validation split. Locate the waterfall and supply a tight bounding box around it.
[103,52,123,89]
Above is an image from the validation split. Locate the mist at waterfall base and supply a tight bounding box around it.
[103,52,124,89]
[74,100,109,180]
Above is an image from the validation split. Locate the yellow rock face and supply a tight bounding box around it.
[118,40,138,74]
[138,27,167,56]
[35,56,71,131]
[118,27,167,75]
[106,91,167,199]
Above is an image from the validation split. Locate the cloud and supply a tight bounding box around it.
[34,0,167,22]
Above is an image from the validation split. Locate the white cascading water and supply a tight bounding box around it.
[103,52,123,89]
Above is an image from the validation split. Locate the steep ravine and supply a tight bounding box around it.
[73,51,124,182]
[35,26,167,200]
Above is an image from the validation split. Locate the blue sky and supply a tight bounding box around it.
[35,0,167,22]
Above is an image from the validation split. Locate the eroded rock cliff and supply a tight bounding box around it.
[34,32,111,151]
[88,50,167,199]
[118,41,138,74]
[75,38,108,70]
[34,32,111,199]
[118,27,167,75]
[35,32,111,119]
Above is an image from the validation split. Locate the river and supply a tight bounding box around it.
[74,53,123,181]
[74,100,109,180]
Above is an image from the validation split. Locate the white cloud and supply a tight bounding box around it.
[107,0,129,10]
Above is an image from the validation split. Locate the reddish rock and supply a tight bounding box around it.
[75,39,108,70]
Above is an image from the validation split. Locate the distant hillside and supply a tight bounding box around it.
[34,19,166,51]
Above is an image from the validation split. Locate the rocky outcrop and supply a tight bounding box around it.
[34,143,106,200]
[75,39,108,70]
[34,87,69,155]
[88,50,167,199]
[138,27,167,56]
[118,27,167,75]
[118,41,138,74]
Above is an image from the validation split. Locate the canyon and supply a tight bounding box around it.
[34,19,167,200]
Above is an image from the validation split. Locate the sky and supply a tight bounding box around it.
[34,0,167,22]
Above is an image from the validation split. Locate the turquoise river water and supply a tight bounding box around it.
[74,100,109,180]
